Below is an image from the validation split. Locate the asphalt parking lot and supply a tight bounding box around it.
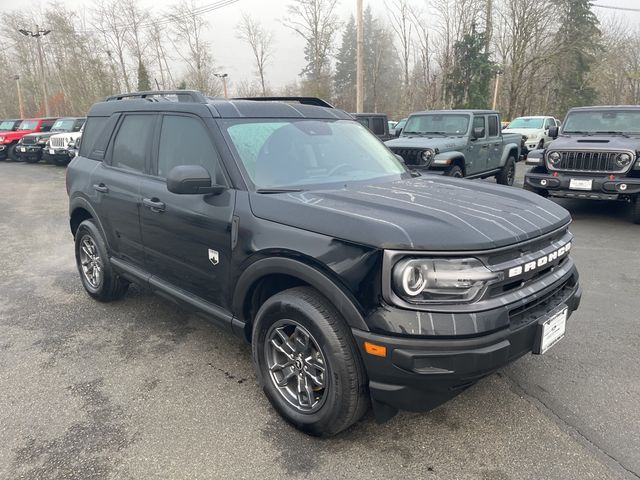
[0,161,638,480]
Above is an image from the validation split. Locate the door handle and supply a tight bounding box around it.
[93,183,109,193]
[143,197,166,212]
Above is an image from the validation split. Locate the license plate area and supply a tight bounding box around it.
[533,306,567,354]
[569,178,592,190]
[49,148,55,155]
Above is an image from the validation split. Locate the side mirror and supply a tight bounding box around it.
[548,126,559,139]
[166,165,225,195]
[472,127,485,140]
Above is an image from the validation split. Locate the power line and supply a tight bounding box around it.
[592,3,640,13]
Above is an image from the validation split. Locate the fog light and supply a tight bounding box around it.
[541,179,548,186]
[619,183,627,191]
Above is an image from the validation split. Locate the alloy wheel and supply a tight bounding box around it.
[79,235,102,289]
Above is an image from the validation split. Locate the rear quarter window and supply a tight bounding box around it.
[79,117,109,160]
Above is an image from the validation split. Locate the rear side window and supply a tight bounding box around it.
[79,117,108,159]
[157,115,222,181]
[371,117,385,135]
[111,115,155,173]
[488,115,499,137]
[473,116,486,136]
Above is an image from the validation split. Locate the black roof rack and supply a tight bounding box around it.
[105,90,208,103]
[232,96,334,109]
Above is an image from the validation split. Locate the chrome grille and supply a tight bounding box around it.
[21,136,37,145]
[547,150,632,173]
[389,147,427,166]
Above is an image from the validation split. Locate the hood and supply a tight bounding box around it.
[503,128,540,136]
[385,135,468,152]
[249,176,570,251]
[49,131,81,139]
[0,130,31,140]
[23,131,57,141]
[548,134,640,151]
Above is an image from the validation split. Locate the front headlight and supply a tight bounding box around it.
[615,153,632,168]
[547,151,561,166]
[421,148,435,164]
[392,258,503,304]
[37,136,47,144]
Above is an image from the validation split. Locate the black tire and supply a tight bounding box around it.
[537,140,544,150]
[496,156,516,186]
[23,154,41,164]
[445,165,464,178]
[75,219,129,302]
[632,195,640,225]
[252,286,368,436]
[7,144,19,161]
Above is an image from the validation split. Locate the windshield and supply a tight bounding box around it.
[0,121,17,131]
[507,118,544,129]
[52,119,75,131]
[17,120,38,130]
[563,110,640,135]
[223,119,407,189]
[402,114,470,136]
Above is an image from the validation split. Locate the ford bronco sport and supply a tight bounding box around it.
[525,106,640,224]
[385,110,522,185]
[67,91,581,436]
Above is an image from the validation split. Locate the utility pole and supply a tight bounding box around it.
[485,0,492,53]
[356,0,364,113]
[14,75,25,118]
[18,26,51,117]
[214,73,229,98]
[492,69,502,111]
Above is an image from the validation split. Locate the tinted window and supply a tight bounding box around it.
[371,117,385,135]
[79,117,108,158]
[488,115,499,136]
[40,120,56,132]
[356,117,369,128]
[112,115,154,173]
[157,115,222,180]
[473,116,486,136]
[544,118,554,129]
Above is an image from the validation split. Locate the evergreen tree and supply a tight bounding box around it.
[333,15,357,111]
[137,60,151,91]
[446,26,495,109]
[551,0,602,115]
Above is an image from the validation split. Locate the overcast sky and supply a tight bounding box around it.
[3,0,640,91]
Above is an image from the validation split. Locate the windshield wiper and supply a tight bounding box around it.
[592,131,630,138]
[256,188,304,194]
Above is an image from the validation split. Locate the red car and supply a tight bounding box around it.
[0,118,57,161]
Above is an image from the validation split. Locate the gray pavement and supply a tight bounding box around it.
[0,161,638,480]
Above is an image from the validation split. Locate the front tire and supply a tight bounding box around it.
[445,165,464,178]
[7,144,19,161]
[52,155,71,167]
[252,286,368,436]
[75,219,129,302]
[632,195,640,224]
[496,156,516,186]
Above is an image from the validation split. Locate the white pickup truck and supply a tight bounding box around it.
[503,116,560,153]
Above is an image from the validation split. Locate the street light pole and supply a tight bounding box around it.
[356,0,364,113]
[18,25,52,117]
[14,75,25,118]
[214,73,229,98]
[492,70,502,111]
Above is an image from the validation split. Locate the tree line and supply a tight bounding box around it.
[0,0,636,121]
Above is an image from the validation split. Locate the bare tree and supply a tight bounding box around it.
[93,0,132,91]
[237,13,274,95]
[284,0,340,98]
[386,0,412,93]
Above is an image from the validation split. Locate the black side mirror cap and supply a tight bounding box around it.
[472,127,485,139]
[166,165,225,195]
[548,126,559,139]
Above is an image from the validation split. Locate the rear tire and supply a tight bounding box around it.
[445,165,464,178]
[496,156,516,186]
[632,195,640,224]
[75,219,129,302]
[252,286,368,436]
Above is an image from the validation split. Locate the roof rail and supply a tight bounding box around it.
[105,90,208,103]
[232,96,334,109]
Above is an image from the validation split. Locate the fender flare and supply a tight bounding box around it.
[500,143,521,167]
[69,196,110,249]
[432,151,465,172]
[232,256,370,332]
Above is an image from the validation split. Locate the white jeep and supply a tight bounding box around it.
[503,116,560,152]
[45,124,84,166]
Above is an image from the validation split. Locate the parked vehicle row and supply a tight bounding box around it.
[0,116,84,166]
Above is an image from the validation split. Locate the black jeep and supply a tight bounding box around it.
[525,106,640,223]
[67,91,581,436]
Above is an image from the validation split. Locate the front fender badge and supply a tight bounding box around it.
[208,249,219,266]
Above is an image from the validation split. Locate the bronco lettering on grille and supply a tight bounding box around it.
[507,241,571,279]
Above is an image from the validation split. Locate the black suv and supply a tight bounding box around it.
[67,91,581,436]
[525,106,640,223]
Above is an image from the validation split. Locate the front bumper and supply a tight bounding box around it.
[352,269,581,414]
[15,144,44,160]
[525,171,640,200]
